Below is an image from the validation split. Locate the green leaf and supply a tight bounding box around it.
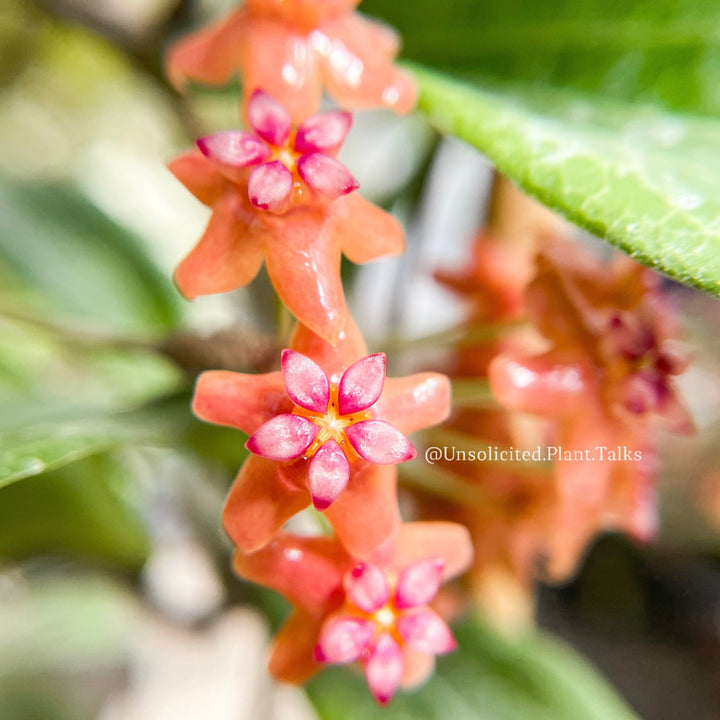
[307,619,640,720]
[0,398,190,489]
[362,0,720,117]
[0,178,181,335]
[0,454,149,568]
[413,66,720,296]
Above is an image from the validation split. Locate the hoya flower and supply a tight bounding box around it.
[197,89,358,213]
[166,0,417,122]
[233,522,473,704]
[169,93,404,343]
[489,238,693,578]
[193,320,451,556]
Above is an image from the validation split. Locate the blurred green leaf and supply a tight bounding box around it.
[363,0,720,117]
[0,179,181,334]
[0,397,190,488]
[0,454,149,568]
[308,619,640,720]
[414,66,720,296]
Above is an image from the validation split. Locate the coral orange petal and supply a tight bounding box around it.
[192,370,287,434]
[401,650,435,689]
[393,522,474,581]
[242,22,322,123]
[320,15,417,114]
[268,611,325,684]
[329,193,405,264]
[222,456,310,553]
[323,463,400,559]
[166,9,248,90]
[174,193,264,299]
[289,318,368,378]
[167,151,226,207]
[232,534,349,617]
[377,374,451,435]
[264,210,347,344]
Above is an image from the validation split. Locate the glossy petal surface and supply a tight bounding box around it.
[338,353,386,415]
[247,88,292,146]
[197,130,270,168]
[396,609,457,655]
[365,634,404,705]
[315,615,374,663]
[344,563,390,613]
[308,440,350,509]
[395,558,444,609]
[345,420,416,464]
[297,153,359,200]
[248,161,294,212]
[295,111,353,155]
[281,349,330,413]
[246,414,318,460]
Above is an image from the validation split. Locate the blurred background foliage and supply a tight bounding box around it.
[0,0,720,719]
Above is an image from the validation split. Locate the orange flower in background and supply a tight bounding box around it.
[489,238,693,579]
[193,319,451,557]
[233,522,473,704]
[169,91,404,344]
[166,0,417,121]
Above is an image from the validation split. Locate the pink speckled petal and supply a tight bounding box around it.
[338,353,386,415]
[346,420,415,464]
[197,131,270,169]
[246,88,291,147]
[248,161,293,212]
[315,614,374,664]
[308,440,350,510]
[344,562,389,613]
[396,609,457,655]
[246,414,318,460]
[294,111,352,155]
[365,633,404,705]
[297,153,359,201]
[395,558,444,609]
[281,349,330,413]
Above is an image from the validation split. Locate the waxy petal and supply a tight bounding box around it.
[392,522,474,582]
[323,463,400,559]
[294,111,352,155]
[298,153,359,200]
[395,558,444,609]
[338,353,386,415]
[315,615,374,664]
[242,24,322,123]
[329,193,405,264]
[376,373,451,435]
[345,420,415,464]
[248,161,293,212]
[168,151,226,206]
[193,370,287,435]
[365,633,404,705]
[197,130,270,171]
[268,611,323,684]
[223,456,310,553]
[489,352,589,416]
[344,563,390,613]
[166,9,247,90]
[174,192,264,299]
[308,440,350,509]
[246,414,318,460]
[281,349,330,413]
[246,88,291,147]
[264,209,347,344]
[396,609,457,655]
[233,533,349,617]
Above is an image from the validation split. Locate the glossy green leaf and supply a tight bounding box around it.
[413,66,720,296]
[0,454,149,568]
[0,179,181,334]
[362,0,720,117]
[308,619,640,720]
[0,398,190,489]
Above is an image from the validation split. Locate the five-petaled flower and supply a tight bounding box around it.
[166,0,417,122]
[169,92,404,344]
[193,320,451,557]
[233,521,473,704]
[198,89,358,214]
[246,349,416,509]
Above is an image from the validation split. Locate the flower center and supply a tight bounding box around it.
[292,384,371,462]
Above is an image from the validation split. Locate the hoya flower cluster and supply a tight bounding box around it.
[166,0,693,705]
